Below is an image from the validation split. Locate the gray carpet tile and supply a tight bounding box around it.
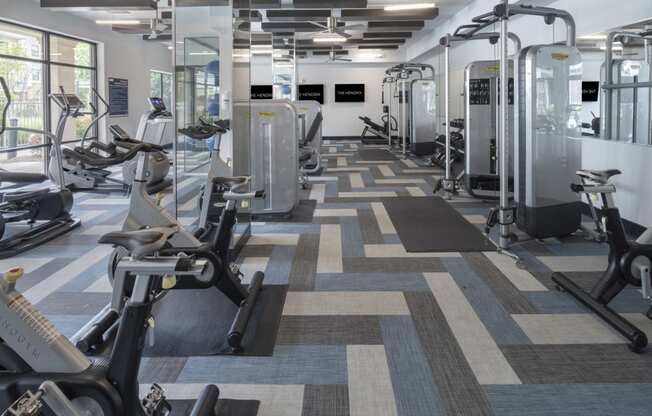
[35,292,109,315]
[139,357,189,384]
[264,245,296,285]
[177,345,347,385]
[405,291,494,416]
[501,344,652,384]
[340,216,365,258]
[314,272,430,292]
[343,257,446,273]
[356,208,384,244]
[302,385,349,416]
[381,316,444,416]
[288,234,320,291]
[443,258,531,345]
[463,253,538,315]
[276,316,382,345]
[485,384,652,416]
[524,291,587,314]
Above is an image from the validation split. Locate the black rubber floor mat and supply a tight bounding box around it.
[358,148,397,161]
[383,196,496,252]
[170,399,260,415]
[144,284,288,357]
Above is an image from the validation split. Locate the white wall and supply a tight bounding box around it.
[3,0,173,143]
[402,0,652,226]
[297,63,398,137]
[243,59,400,137]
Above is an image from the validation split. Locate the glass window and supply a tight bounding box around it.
[50,64,94,141]
[150,70,173,110]
[0,57,45,173]
[0,20,97,173]
[49,35,94,67]
[0,21,43,60]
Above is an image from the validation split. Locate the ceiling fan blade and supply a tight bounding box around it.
[307,21,329,30]
[334,30,352,39]
[343,24,366,31]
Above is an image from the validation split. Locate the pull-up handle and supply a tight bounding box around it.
[0,77,11,135]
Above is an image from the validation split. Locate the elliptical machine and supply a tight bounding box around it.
[552,169,652,353]
[48,91,171,194]
[0,228,221,415]
[0,77,80,259]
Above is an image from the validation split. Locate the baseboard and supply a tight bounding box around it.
[323,136,362,141]
[580,202,647,238]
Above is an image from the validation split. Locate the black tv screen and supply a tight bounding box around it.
[298,84,325,104]
[582,81,600,102]
[335,84,365,103]
[251,85,273,100]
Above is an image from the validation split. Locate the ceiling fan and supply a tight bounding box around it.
[299,15,366,43]
[324,48,352,63]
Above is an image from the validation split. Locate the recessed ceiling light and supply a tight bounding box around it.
[313,35,347,43]
[95,20,141,25]
[190,51,217,56]
[385,3,435,11]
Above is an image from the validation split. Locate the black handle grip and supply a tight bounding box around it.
[570,184,584,193]
[189,385,220,416]
[255,190,266,199]
[0,77,11,135]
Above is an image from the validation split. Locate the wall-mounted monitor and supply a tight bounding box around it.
[335,84,365,103]
[251,85,273,100]
[298,84,325,104]
[582,81,600,102]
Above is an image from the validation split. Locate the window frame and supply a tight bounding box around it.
[0,19,98,172]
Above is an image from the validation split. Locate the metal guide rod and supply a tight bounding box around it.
[499,7,510,249]
[444,45,450,184]
[604,31,652,140]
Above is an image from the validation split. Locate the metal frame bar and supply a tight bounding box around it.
[438,30,521,199]
[483,1,577,249]
[603,31,652,141]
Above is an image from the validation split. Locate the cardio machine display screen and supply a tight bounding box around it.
[335,84,365,103]
[149,97,166,111]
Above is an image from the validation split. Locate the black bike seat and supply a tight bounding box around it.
[577,169,622,183]
[98,226,177,259]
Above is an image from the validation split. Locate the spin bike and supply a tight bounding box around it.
[552,169,652,353]
[0,227,220,414]
[76,138,265,354]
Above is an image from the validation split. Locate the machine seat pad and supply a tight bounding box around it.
[576,169,622,183]
[0,170,47,184]
[98,226,177,258]
[359,116,384,132]
[211,176,249,189]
